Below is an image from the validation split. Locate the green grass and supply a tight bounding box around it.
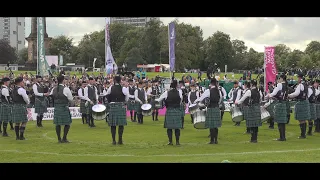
[0,113,320,162]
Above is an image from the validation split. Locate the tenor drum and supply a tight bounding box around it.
[92,104,107,120]
[261,106,271,122]
[141,104,152,116]
[231,106,243,122]
[189,103,199,114]
[193,109,207,129]
[223,101,231,112]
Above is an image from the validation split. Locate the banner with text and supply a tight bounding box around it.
[27,107,82,121]
[264,46,277,92]
[37,17,50,76]
[168,22,176,72]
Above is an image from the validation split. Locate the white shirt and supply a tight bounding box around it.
[158,90,183,104]
[229,87,242,102]
[33,83,44,97]
[188,90,200,104]
[146,87,152,96]
[105,84,129,102]
[1,85,10,103]
[308,87,320,98]
[219,86,227,99]
[237,88,251,104]
[83,84,99,102]
[134,88,148,104]
[17,87,30,104]
[228,88,234,100]
[77,87,86,100]
[194,86,222,103]
[128,86,135,99]
[288,83,310,99]
[49,84,74,102]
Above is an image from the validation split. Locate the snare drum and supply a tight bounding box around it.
[189,103,199,114]
[223,101,231,112]
[193,109,207,129]
[231,106,243,122]
[154,98,164,109]
[260,106,271,122]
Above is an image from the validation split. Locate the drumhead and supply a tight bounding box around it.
[92,104,106,112]
[141,104,152,110]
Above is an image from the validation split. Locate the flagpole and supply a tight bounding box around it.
[263,46,266,94]
[36,17,39,75]
[104,17,107,78]
[168,23,172,82]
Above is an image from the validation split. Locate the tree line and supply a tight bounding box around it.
[1,19,320,72]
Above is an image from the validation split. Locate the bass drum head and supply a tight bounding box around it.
[92,104,106,113]
[141,104,152,110]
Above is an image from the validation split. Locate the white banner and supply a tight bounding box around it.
[27,107,82,121]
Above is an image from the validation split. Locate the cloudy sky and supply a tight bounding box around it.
[25,17,318,52]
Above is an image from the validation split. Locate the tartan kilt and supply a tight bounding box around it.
[315,103,320,119]
[104,102,110,114]
[274,102,288,124]
[108,103,127,126]
[0,104,11,123]
[151,98,159,110]
[164,108,182,129]
[243,105,261,127]
[80,100,86,114]
[266,101,276,118]
[135,102,143,114]
[286,101,291,115]
[86,100,96,115]
[127,99,138,111]
[35,97,48,114]
[205,107,222,128]
[11,104,28,123]
[180,104,185,117]
[309,102,316,121]
[53,104,72,125]
[294,100,311,121]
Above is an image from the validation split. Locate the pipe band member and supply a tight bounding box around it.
[84,77,99,127]
[0,77,13,137]
[307,80,320,135]
[127,79,137,122]
[158,80,183,145]
[229,81,242,126]
[135,81,147,124]
[78,81,88,124]
[11,77,30,140]
[314,80,320,133]
[105,75,129,145]
[50,75,74,143]
[195,78,222,144]
[188,84,200,123]
[288,74,311,139]
[33,75,49,127]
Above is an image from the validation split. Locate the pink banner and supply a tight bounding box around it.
[125,106,189,117]
[264,46,277,92]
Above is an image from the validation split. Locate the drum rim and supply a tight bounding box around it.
[92,104,106,112]
[141,104,152,110]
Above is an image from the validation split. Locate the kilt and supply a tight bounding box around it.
[266,101,276,118]
[274,102,288,124]
[205,107,222,128]
[135,102,143,114]
[86,100,96,115]
[294,100,311,121]
[53,104,72,125]
[80,100,86,114]
[104,103,110,114]
[127,99,138,111]
[151,98,159,110]
[164,108,182,129]
[108,103,127,126]
[243,105,261,127]
[309,102,316,121]
[35,96,48,114]
[286,101,291,115]
[11,104,28,123]
[0,103,11,123]
[315,103,320,119]
[180,104,185,117]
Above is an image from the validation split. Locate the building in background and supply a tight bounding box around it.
[0,17,25,52]
[110,17,160,27]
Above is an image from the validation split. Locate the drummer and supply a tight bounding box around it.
[266,81,276,129]
[188,84,200,123]
[229,81,242,126]
[178,81,187,129]
[218,84,227,120]
[102,80,111,123]
[78,81,88,124]
[127,79,137,122]
[134,81,147,124]
[307,80,320,135]
[148,80,161,121]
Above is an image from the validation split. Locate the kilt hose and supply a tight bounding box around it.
[0,103,11,123]
[205,107,222,129]
[108,103,127,127]
[164,108,182,129]
[315,103,320,119]
[35,97,48,114]
[274,101,288,124]
[243,105,261,127]
[11,104,28,123]
[266,101,276,118]
[127,99,138,111]
[309,102,316,121]
[53,104,72,126]
[294,100,311,121]
[80,100,86,114]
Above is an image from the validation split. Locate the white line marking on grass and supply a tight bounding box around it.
[1,148,320,158]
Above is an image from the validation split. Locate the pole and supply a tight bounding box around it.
[168,24,172,82]
[36,17,39,75]
[263,47,266,94]
[16,17,18,54]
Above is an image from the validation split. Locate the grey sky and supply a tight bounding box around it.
[24,17,320,52]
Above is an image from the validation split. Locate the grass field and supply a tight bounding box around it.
[0,113,319,163]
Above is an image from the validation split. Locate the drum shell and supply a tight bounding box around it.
[154,99,164,109]
[92,104,107,120]
[189,104,199,114]
[193,109,207,129]
[260,106,271,122]
[231,106,243,122]
[141,104,152,116]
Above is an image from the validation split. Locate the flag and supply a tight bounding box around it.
[264,46,277,92]
[168,22,175,72]
[37,17,50,76]
[105,17,117,75]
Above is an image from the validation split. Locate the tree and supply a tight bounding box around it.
[232,39,247,70]
[305,41,320,55]
[0,39,17,64]
[285,49,304,68]
[125,48,144,70]
[49,35,74,64]
[17,48,28,64]
[298,54,313,69]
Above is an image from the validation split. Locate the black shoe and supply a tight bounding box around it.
[155,119,159,121]
[167,142,173,145]
[243,131,250,134]
[2,133,8,137]
[58,139,62,143]
[118,141,123,145]
[16,137,19,140]
[214,141,218,144]
[269,126,274,129]
[298,136,306,139]
[274,138,285,141]
[250,140,258,143]
[112,141,116,145]
[208,141,215,144]
[62,139,69,143]
[176,142,180,145]
[307,132,313,136]
[20,136,25,140]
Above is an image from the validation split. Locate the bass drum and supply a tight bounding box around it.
[141,104,152,116]
[92,104,107,120]
[193,109,207,129]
